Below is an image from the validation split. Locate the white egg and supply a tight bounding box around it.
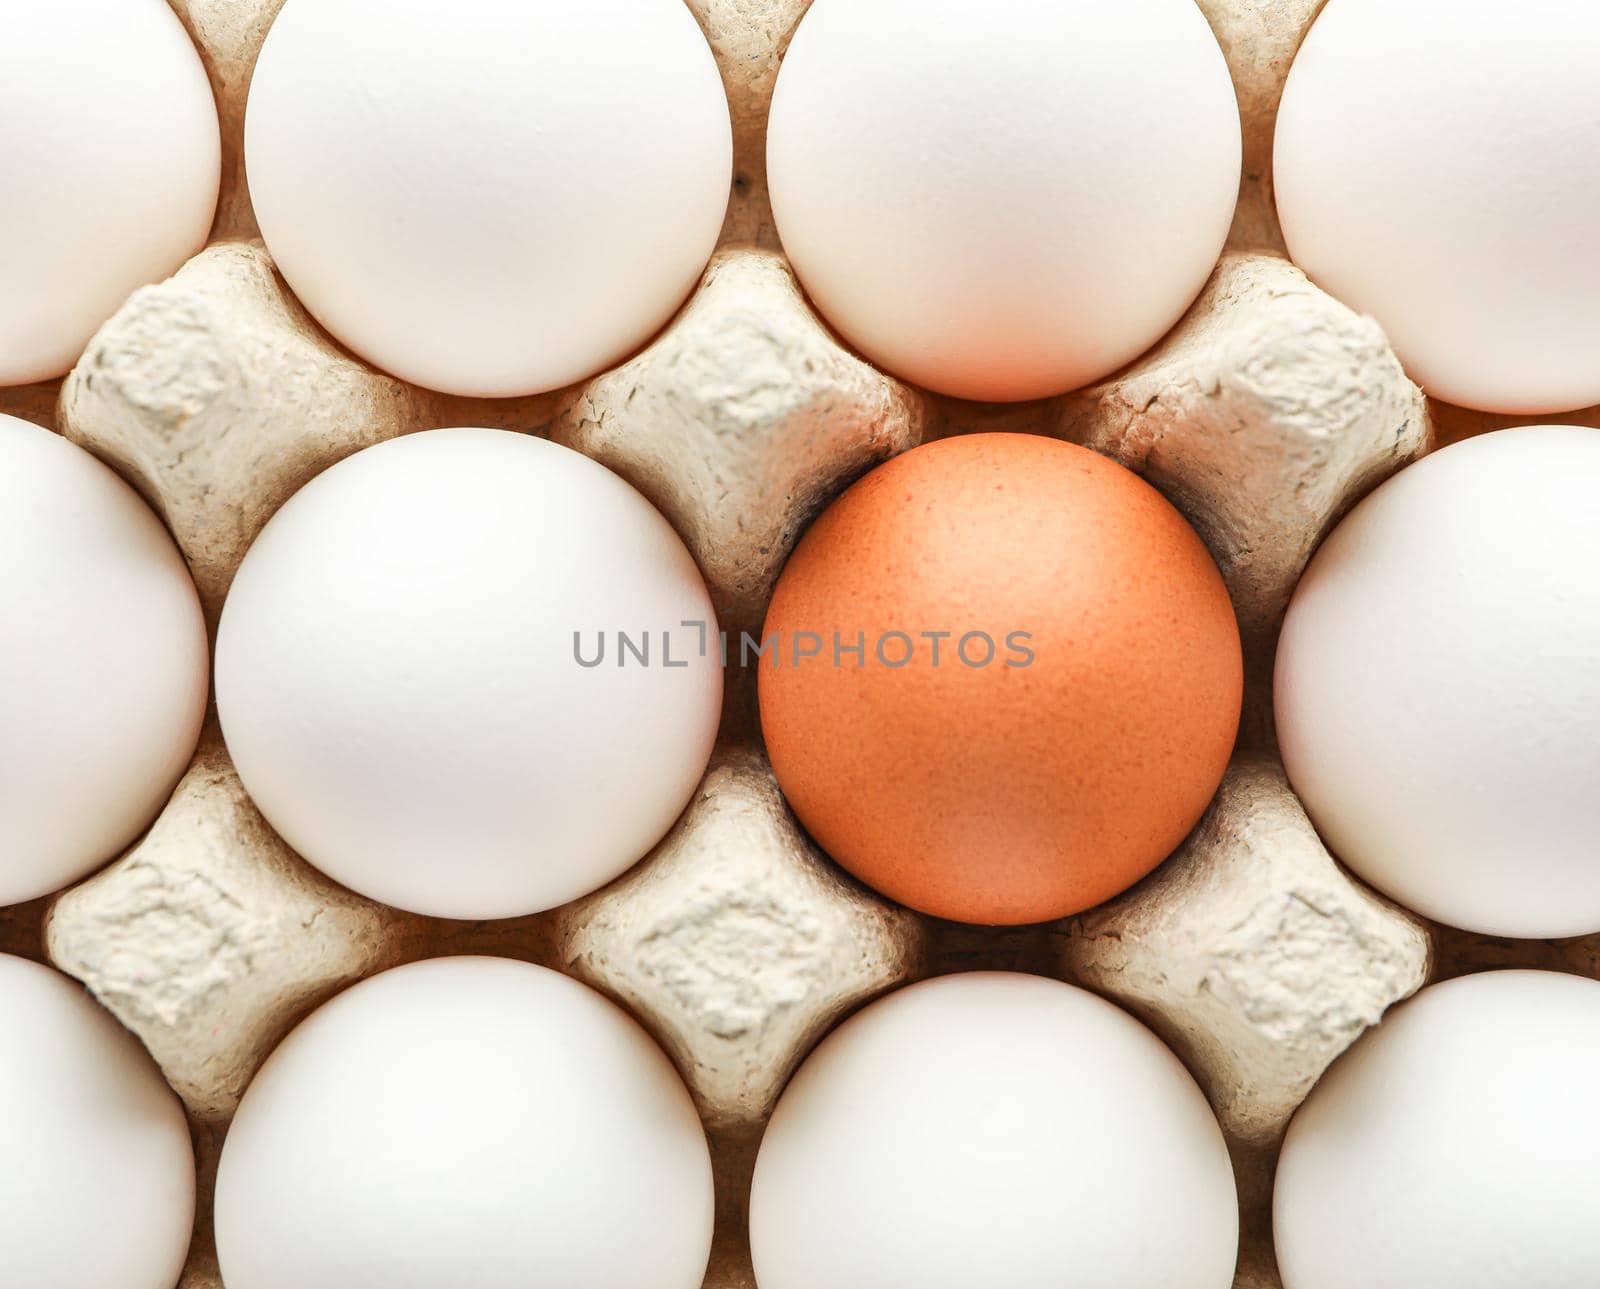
[0,415,209,907]
[766,0,1239,403]
[245,0,731,397]
[750,973,1238,1289]
[1276,426,1600,938]
[1275,0,1600,414]
[0,954,195,1288]
[215,956,713,1288]
[0,0,218,387]
[1276,970,1600,1288]
[215,428,721,919]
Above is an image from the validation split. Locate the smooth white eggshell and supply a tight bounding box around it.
[0,954,195,1289]
[245,0,732,397]
[750,973,1238,1289]
[1275,0,1600,413]
[0,0,219,386]
[0,415,210,907]
[215,428,722,920]
[215,956,714,1288]
[1276,426,1600,937]
[1276,970,1600,1288]
[766,0,1240,402]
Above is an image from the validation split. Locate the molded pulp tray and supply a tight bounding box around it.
[5,2,1600,1285]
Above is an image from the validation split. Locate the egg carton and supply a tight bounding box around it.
[6,1,1600,1286]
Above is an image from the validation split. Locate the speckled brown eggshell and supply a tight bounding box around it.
[759,433,1242,925]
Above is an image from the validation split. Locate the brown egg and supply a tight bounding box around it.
[759,432,1242,925]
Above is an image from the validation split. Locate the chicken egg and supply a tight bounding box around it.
[1275,0,1600,413]
[245,0,732,397]
[1276,970,1600,1288]
[0,0,219,386]
[759,433,1242,926]
[215,428,721,920]
[0,953,195,1289]
[767,0,1240,401]
[751,972,1238,1289]
[215,957,714,1288]
[1276,426,1600,937]
[0,414,209,907]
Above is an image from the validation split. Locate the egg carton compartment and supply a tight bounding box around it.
[15,1,1600,1287]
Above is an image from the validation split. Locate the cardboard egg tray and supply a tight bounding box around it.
[6,2,1600,1285]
